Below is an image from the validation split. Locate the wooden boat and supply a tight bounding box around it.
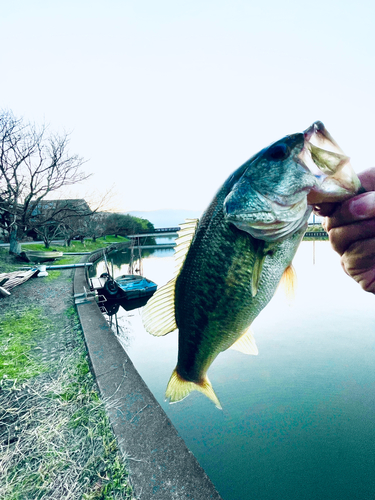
[25,251,64,262]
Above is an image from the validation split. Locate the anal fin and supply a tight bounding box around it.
[229,327,258,355]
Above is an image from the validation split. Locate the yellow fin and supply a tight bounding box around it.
[173,218,199,277]
[229,327,258,355]
[142,219,199,336]
[142,278,177,336]
[280,264,297,301]
[165,369,222,409]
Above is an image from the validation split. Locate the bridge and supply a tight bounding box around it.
[127,224,327,240]
[127,227,180,238]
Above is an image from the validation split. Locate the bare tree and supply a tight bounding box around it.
[0,110,89,254]
[31,199,92,248]
[85,212,108,242]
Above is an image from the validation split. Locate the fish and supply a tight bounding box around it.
[142,121,362,409]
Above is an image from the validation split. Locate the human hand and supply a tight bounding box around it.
[313,168,375,294]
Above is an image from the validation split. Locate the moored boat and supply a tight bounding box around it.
[25,250,64,262]
[92,273,157,301]
[114,274,157,299]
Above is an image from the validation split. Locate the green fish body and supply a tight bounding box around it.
[143,123,362,408]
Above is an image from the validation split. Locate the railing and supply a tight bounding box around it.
[127,227,180,237]
[131,227,180,235]
[304,231,328,238]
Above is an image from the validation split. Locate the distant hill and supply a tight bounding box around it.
[127,209,202,228]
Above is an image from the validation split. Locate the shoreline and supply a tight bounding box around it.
[75,249,223,499]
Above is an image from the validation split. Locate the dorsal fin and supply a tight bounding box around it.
[142,279,177,336]
[173,219,199,276]
[280,264,297,301]
[142,219,199,337]
[229,326,258,355]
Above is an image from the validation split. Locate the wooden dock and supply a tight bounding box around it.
[0,269,40,296]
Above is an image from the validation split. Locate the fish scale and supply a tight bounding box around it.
[142,121,363,408]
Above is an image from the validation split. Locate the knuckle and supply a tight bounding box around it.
[329,227,345,255]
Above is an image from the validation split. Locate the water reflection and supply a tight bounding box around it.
[90,242,375,500]
[104,295,151,316]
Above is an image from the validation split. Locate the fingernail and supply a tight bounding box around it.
[348,192,375,217]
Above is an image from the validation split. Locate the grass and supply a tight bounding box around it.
[0,308,49,380]
[0,248,19,273]
[23,235,129,254]
[0,248,135,499]
[1,350,134,499]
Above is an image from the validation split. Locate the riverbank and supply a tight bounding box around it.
[1,241,223,500]
[0,243,135,499]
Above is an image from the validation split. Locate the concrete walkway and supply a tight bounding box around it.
[73,257,223,500]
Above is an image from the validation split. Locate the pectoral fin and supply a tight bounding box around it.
[229,326,258,355]
[250,241,264,297]
[280,264,297,301]
[251,241,278,297]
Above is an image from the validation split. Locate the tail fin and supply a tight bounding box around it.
[165,369,222,409]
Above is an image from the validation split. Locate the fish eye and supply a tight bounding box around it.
[267,143,289,161]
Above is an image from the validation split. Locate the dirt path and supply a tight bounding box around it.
[0,262,135,499]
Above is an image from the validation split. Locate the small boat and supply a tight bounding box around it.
[115,274,157,299]
[92,250,157,303]
[97,273,157,301]
[25,251,64,262]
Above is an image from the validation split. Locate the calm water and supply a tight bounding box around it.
[90,241,375,500]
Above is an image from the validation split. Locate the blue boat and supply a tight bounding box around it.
[100,273,157,300]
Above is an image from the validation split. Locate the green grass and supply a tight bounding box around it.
[0,308,49,381]
[44,270,62,281]
[23,235,129,254]
[1,348,134,499]
[96,235,128,244]
[21,243,65,251]
[0,248,19,273]
[0,248,134,499]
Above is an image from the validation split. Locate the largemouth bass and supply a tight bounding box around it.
[142,121,362,409]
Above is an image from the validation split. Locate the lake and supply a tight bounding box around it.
[89,240,375,500]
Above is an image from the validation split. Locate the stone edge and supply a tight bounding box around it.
[73,252,223,500]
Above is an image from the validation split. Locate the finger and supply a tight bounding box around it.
[329,219,375,255]
[341,238,375,293]
[312,203,338,217]
[325,192,375,231]
[358,167,375,192]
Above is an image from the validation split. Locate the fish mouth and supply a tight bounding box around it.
[226,193,311,242]
[300,121,362,204]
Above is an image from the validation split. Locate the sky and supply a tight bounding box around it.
[1,0,375,212]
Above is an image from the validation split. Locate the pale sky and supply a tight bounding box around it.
[1,0,375,212]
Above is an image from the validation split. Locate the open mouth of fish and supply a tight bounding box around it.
[300,121,362,205]
[225,121,363,242]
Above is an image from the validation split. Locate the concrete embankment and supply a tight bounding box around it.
[74,249,223,500]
